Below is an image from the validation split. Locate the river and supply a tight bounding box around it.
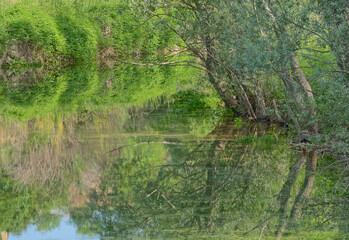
[0,66,348,239]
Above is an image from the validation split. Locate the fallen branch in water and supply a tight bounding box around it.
[108,141,187,154]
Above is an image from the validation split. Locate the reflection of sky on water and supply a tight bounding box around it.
[10,218,100,240]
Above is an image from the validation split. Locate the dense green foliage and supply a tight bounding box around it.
[0,5,65,52]
[125,0,349,155]
[1,0,346,151]
[0,1,349,239]
[0,0,179,65]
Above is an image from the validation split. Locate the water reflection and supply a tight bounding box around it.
[8,219,99,240]
[1,109,348,239]
[82,122,297,239]
[0,63,195,120]
[0,64,348,239]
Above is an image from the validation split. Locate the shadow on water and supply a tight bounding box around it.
[0,66,349,239]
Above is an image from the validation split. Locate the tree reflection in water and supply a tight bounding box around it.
[69,121,348,239]
[1,112,348,239]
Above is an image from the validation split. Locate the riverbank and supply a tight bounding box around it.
[1,0,349,164]
[0,1,170,69]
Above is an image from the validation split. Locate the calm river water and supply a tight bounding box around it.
[0,66,348,239]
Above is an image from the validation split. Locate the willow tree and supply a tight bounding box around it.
[128,0,272,119]
[129,0,321,126]
[129,0,349,148]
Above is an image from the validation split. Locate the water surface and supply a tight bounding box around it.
[0,67,348,240]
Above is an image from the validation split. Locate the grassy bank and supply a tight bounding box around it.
[0,0,173,68]
[0,0,218,121]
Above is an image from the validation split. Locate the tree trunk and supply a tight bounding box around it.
[272,100,283,122]
[276,150,318,239]
[289,150,318,221]
[279,66,303,107]
[261,0,317,132]
[255,79,266,119]
[227,72,257,119]
[290,52,318,133]
[205,40,241,114]
[238,83,257,119]
[276,152,306,240]
[275,67,302,134]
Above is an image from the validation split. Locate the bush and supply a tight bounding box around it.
[55,13,98,61]
[0,3,100,63]
[0,4,66,53]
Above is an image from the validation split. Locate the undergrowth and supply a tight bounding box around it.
[0,0,175,68]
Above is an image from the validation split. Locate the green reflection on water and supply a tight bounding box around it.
[0,66,348,239]
[0,110,348,239]
[0,63,198,120]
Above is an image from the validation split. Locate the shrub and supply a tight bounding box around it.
[0,4,66,53]
[55,13,98,61]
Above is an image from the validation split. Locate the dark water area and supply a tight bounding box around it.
[0,67,349,240]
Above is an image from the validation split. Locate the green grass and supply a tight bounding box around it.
[0,0,183,66]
